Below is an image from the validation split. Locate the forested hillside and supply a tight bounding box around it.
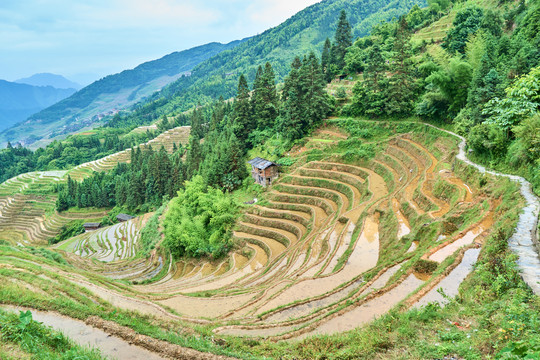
[0,80,76,132]
[0,40,243,148]
[338,0,540,191]
[103,0,425,128]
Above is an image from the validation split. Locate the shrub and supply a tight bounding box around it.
[414,259,439,274]
[163,176,239,259]
[49,220,85,245]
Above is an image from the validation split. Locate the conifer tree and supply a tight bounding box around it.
[333,10,353,70]
[321,38,334,82]
[257,62,278,130]
[385,18,417,116]
[232,74,253,145]
[185,136,202,180]
[300,53,332,127]
[279,54,332,140]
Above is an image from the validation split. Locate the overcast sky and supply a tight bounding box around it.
[0,0,321,85]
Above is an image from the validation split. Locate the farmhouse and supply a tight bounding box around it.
[83,223,101,232]
[248,157,279,187]
[117,213,135,222]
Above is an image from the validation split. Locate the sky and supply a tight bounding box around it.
[0,0,321,85]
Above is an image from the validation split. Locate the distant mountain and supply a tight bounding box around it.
[0,40,244,148]
[0,80,76,133]
[120,0,425,122]
[16,73,82,90]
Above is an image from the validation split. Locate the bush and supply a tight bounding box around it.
[27,247,68,265]
[468,123,507,157]
[163,176,239,259]
[414,259,439,274]
[49,220,84,245]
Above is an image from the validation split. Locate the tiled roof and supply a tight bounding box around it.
[84,223,101,227]
[248,157,278,170]
[116,213,135,221]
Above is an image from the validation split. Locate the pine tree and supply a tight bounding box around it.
[251,66,265,128]
[334,10,353,70]
[300,53,332,128]
[385,18,417,116]
[321,38,334,82]
[258,62,278,130]
[232,74,254,145]
[190,109,204,140]
[185,136,202,180]
[279,54,332,140]
[157,115,169,133]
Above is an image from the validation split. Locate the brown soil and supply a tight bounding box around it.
[86,316,238,360]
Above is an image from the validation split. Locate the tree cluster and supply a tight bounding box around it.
[338,0,539,188]
[56,144,185,212]
[0,129,156,184]
[163,175,238,259]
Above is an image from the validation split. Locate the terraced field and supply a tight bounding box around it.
[37,123,512,339]
[1,121,536,353]
[0,126,190,245]
[56,214,151,262]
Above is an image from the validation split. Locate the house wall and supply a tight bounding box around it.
[251,165,279,187]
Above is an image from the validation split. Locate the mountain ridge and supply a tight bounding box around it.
[15,73,82,90]
[1,39,245,148]
[0,80,76,133]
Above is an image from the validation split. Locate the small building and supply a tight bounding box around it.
[248,157,279,187]
[83,223,101,232]
[117,213,135,222]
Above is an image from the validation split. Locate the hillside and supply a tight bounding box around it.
[0,40,243,148]
[0,0,539,358]
[15,73,82,90]
[0,120,537,359]
[0,80,76,133]
[6,0,424,137]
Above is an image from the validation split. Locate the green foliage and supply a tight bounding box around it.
[276,157,297,167]
[49,220,85,245]
[139,203,166,256]
[512,114,540,165]
[26,247,68,265]
[277,53,334,141]
[337,139,376,162]
[497,340,540,359]
[417,57,473,119]
[345,18,419,117]
[483,66,540,133]
[0,309,105,359]
[443,7,485,54]
[163,176,239,258]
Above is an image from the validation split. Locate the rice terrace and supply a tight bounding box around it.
[1,0,540,359]
[1,118,539,359]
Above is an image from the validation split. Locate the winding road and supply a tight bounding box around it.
[427,124,540,295]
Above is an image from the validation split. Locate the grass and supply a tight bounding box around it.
[0,309,106,360]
